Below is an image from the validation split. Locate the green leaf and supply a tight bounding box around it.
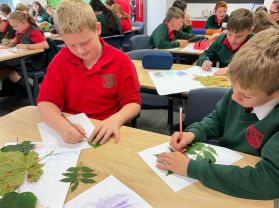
[70,181,79,192]
[207,146,218,156]
[196,155,204,161]
[0,192,37,208]
[80,166,94,172]
[66,167,79,172]
[62,172,78,178]
[87,141,101,148]
[60,177,77,183]
[192,142,205,151]
[81,172,97,178]
[1,141,35,155]
[185,148,196,155]
[166,170,173,176]
[153,154,159,157]
[0,151,43,196]
[203,150,216,163]
[80,178,96,183]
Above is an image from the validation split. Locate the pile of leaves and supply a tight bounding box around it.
[194,75,230,87]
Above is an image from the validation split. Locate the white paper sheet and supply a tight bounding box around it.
[0,49,14,56]
[65,175,152,208]
[148,66,219,95]
[180,43,202,53]
[138,142,243,192]
[37,113,94,152]
[15,143,80,208]
[7,47,26,52]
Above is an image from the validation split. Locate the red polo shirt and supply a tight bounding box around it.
[37,38,141,120]
[121,17,132,33]
[15,24,45,44]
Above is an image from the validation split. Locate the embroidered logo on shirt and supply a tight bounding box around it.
[102,74,115,88]
[245,125,264,149]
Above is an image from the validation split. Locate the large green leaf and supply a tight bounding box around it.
[0,192,37,208]
[1,141,35,155]
[0,151,43,196]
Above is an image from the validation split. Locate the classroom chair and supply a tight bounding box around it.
[123,30,136,52]
[103,35,124,50]
[130,35,151,50]
[132,21,144,34]
[126,49,174,132]
[275,198,279,208]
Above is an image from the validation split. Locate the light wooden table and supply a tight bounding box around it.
[0,48,44,105]
[157,43,204,55]
[0,106,272,208]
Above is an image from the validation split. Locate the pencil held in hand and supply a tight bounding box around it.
[61,114,88,140]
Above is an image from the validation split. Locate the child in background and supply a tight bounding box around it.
[37,0,141,145]
[269,0,279,24]
[111,4,132,33]
[157,28,279,200]
[150,7,196,49]
[45,5,55,25]
[0,17,15,42]
[252,10,279,34]
[105,0,115,9]
[32,1,49,23]
[15,3,30,13]
[0,4,11,19]
[90,0,122,37]
[172,0,192,34]
[198,8,253,76]
[205,1,229,35]
[0,10,49,94]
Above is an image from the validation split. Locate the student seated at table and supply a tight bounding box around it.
[15,3,30,13]
[0,10,49,95]
[37,0,141,145]
[0,4,11,20]
[157,28,279,200]
[89,0,122,37]
[0,17,15,42]
[205,1,229,35]
[45,4,55,25]
[172,0,193,34]
[111,4,132,33]
[197,8,253,76]
[149,7,198,49]
[252,10,279,34]
[31,1,50,24]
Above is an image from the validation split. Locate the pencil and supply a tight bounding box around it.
[61,114,89,140]
[179,107,183,142]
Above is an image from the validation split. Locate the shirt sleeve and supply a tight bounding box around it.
[118,54,141,107]
[29,29,46,43]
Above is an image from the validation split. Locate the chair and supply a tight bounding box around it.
[130,35,151,50]
[126,49,174,132]
[275,198,279,208]
[123,30,136,52]
[132,21,144,34]
[103,35,124,50]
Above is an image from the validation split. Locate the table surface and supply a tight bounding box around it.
[0,48,44,62]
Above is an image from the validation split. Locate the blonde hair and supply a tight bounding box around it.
[15,3,30,13]
[55,0,97,34]
[111,4,129,19]
[253,11,279,33]
[9,10,37,26]
[228,28,279,95]
[215,1,227,11]
[227,8,253,33]
[164,7,184,22]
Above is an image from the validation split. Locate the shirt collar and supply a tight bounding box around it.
[253,99,279,120]
[214,15,224,26]
[164,22,175,41]
[17,24,31,36]
[3,20,10,33]
[223,36,247,53]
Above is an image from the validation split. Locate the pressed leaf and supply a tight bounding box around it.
[80,166,94,172]
[70,181,79,192]
[166,170,173,176]
[207,146,218,156]
[153,154,159,157]
[0,151,43,196]
[87,141,101,149]
[66,167,79,172]
[80,178,96,183]
[185,148,196,155]
[0,141,35,155]
[192,142,205,151]
[62,172,78,178]
[196,155,204,161]
[60,177,76,183]
[203,150,216,163]
[0,191,37,208]
[81,172,97,178]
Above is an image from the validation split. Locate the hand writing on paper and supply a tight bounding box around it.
[170,131,195,152]
[61,123,86,144]
[213,67,228,76]
[156,151,190,176]
[202,60,212,71]
[179,39,188,48]
[16,44,28,49]
[88,116,121,145]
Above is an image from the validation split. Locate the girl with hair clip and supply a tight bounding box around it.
[111,4,132,33]
[89,0,122,37]
[32,1,49,23]
[0,10,49,96]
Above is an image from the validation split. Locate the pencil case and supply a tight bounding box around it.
[142,52,173,69]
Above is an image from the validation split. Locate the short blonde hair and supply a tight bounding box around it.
[228,28,279,95]
[55,0,97,34]
[253,11,279,33]
[164,7,184,22]
[215,1,227,11]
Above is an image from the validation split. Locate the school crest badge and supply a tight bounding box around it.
[245,125,264,149]
[102,74,115,88]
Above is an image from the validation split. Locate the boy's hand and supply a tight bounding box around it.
[156,152,190,176]
[16,44,28,49]
[88,116,121,145]
[61,123,86,144]
[213,67,228,76]
[201,60,212,71]
[179,40,188,48]
[170,131,195,152]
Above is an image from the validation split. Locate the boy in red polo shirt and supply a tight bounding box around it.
[37,0,141,145]
[198,8,253,76]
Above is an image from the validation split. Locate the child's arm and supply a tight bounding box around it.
[1,37,17,47]
[197,37,220,68]
[89,103,141,144]
[37,101,86,143]
[170,131,195,152]
[16,40,49,50]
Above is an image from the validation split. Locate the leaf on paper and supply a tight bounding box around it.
[87,141,102,148]
[1,141,35,155]
[0,191,37,208]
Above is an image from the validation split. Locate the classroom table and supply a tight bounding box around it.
[0,48,44,105]
[0,106,273,208]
